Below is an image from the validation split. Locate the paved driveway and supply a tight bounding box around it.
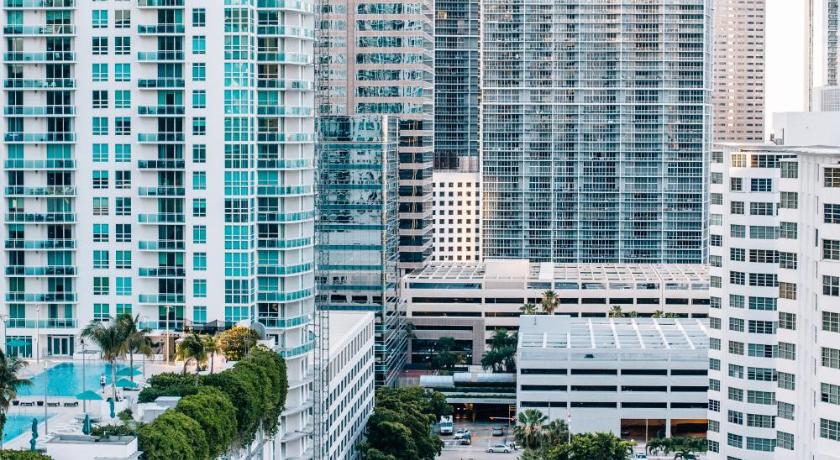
[438,420,519,460]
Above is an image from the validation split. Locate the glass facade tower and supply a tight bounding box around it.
[481,0,711,263]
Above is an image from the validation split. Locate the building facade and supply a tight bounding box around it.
[316,0,435,272]
[708,144,840,459]
[433,0,479,170]
[316,115,405,386]
[713,0,765,142]
[481,0,711,263]
[431,170,480,263]
[404,260,709,366]
[325,312,375,460]
[1,1,316,457]
[518,316,709,441]
[827,0,839,87]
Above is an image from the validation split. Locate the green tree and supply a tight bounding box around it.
[202,364,263,445]
[138,411,208,460]
[118,314,153,382]
[608,306,624,318]
[201,334,219,374]
[646,436,707,459]
[541,290,558,315]
[82,318,128,400]
[357,387,446,460]
[430,337,461,371]
[0,351,30,449]
[137,373,200,403]
[0,452,52,460]
[514,409,548,449]
[520,303,537,315]
[480,329,517,373]
[554,432,633,460]
[542,419,570,446]
[175,387,237,458]
[237,347,287,437]
[176,333,207,375]
[216,326,259,362]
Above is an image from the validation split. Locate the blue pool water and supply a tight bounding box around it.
[3,414,45,443]
[17,362,139,398]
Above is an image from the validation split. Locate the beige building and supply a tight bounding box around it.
[431,171,481,263]
[713,0,766,142]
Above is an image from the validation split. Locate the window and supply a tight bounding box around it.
[710,214,722,226]
[115,197,131,216]
[779,252,797,269]
[748,344,775,358]
[778,342,796,360]
[749,273,777,287]
[824,311,840,332]
[710,235,722,247]
[823,347,840,369]
[730,224,745,238]
[116,277,132,296]
[192,117,206,135]
[193,279,207,298]
[730,177,743,191]
[192,172,206,190]
[710,337,721,350]
[193,306,207,323]
[821,419,840,441]
[729,271,745,286]
[729,317,744,332]
[777,371,795,390]
[749,320,776,334]
[711,172,723,184]
[731,153,747,167]
[826,167,840,187]
[822,382,840,405]
[193,252,207,271]
[750,225,777,239]
[115,117,131,135]
[114,90,131,109]
[750,178,771,192]
[93,250,109,269]
[778,401,795,420]
[709,379,720,391]
[193,225,207,244]
[777,432,794,450]
[193,199,207,217]
[748,367,775,381]
[780,161,798,178]
[93,303,110,321]
[779,191,798,209]
[710,317,721,330]
[824,276,840,297]
[728,387,743,401]
[115,251,131,269]
[115,171,131,189]
[93,170,109,189]
[749,202,774,216]
[192,36,206,54]
[747,390,775,405]
[825,239,840,260]
[709,358,720,370]
[746,437,775,452]
[92,36,108,55]
[114,63,130,82]
[192,144,206,163]
[779,312,796,330]
[729,294,744,309]
[115,144,131,162]
[192,8,206,26]
[93,197,108,216]
[709,399,720,412]
[779,282,797,300]
[92,144,108,162]
[92,90,108,109]
[115,224,131,243]
[710,296,721,309]
[192,90,206,108]
[748,296,776,311]
[114,37,130,55]
[192,63,206,81]
[711,193,723,205]
[115,10,130,28]
[747,415,774,429]
[93,277,109,295]
[116,304,132,316]
[92,63,108,81]
[92,9,108,28]
[727,433,743,448]
[827,204,840,224]
[730,201,744,214]
[728,341,744,355]
[93,224,109,242]
[779,222,797,239]
[92,117,108,136]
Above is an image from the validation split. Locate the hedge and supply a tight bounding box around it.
[138,411,207,460]
[137,373,199,403]
[174,387,237,458]
[0,452,52,460]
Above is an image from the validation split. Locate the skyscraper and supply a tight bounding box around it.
[827,0,839,86]
[434,0,480,170]
[481,0,711,263]
[317,0,435,272]
[1,1,315,455]
[713,0,765,142]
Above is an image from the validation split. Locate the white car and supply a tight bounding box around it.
[487,443,512,453]
[453,429,470,439]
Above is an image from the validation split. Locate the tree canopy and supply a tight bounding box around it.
[480,328,517,372]
[512,410,635,460]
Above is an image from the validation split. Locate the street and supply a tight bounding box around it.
[437,420,519,460]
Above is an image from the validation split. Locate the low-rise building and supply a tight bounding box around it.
[517,316,709,443]
[405,260,708,365]
[326,312,375,460]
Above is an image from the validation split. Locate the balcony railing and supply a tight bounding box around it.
[137,133,184,143]
[4,78,75,89]
[5,292,77,302]
[138,294,185,304]
[4,52,75,62]
[4,0,75,8]
[138,267,186,278]
[3,25,76,35]
[137,51,184,62]
[5,212,76,223]
[137,24,185,35]
[5,265,76,276]
[137,105,185,116]
[137,186,185,196]
[137,78,184,89]
[5,133,76,143]
[137,213,185,224]
[5,159,75,169]
[5,239,75,249]
[7,318,77,329]
[137,159,184,169]
[4,186,76,196]
[138,240,185,251]
[137,0,183,7]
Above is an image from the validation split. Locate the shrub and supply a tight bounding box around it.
[0,452,52,460]
[216,327,259,361]
[238,347,287,436]
[91,424,139,437]
[137,373,198,403]
[175,387,237,458]
[201,366,263,445]
[138,411,208,460]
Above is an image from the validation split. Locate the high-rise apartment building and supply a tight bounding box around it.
[713,0,765,142]
[434,0,479,170]
[708,143,840,459]
[827,0,839,86]
[316,115,405,386]
[317,0,435,272]
[481,0,711,263]
[1,1,315,456]
[431,170,481,263]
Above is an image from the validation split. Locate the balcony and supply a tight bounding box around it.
[4,106,75,117]
[137,186,185,197]
[4,0,74,8]
[5,212,76,223]
[256,315,309,329]
[256,185,311,196]
[256,159,311,170]
[4,159,75,169]
[137,105,185,116]
[256,133,314,143]
[256,262,312,276]
[137,78,184,89]
[138,320,184,331]
[137,24,185,35]
[3,25,76,36]
[5,292,77,303]
[138,267,186,278]
[137,0,183,7]
[256,79,312,90]
[255,25,315,39]
[256,106,312,117]
[138,294,185,304]
[137,213,184,224]
[257,0,315,13]
[255,52,311,65]
[5,239,75,250]
[4,78,75,89]
[4,186,76,196]
[256,210,315,223]
[4,132,76,143]
[137,159,184,170]
[256,288,313,303]
[256,237,312,249]
[138,240,185,251]
[137,51,184,62]
[275,333,316,358]
[137,133,184,143]
[7,318,77,329]
[4,52,75,62]
[5,265,76,276]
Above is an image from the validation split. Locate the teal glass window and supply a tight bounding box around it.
[193,199,206,217]
[192,90,206,109]
[93,303,110,321]
[193,225,207,244]
[114,90,131,109]
[193,252,207,271]
[93,277,109,295]
[115,197,131,216]
[93,197,108,216]
[191,63,206,81]
[93,170,109,189]
[93,224,109,242]
[194,279,207,298]
[115,117,131,135]
[192,36,206,55]
[93,250,109,269]
[115,250,131,269]
[192,8,206,27]
[92,10,108,28]
[114,36,130,55]
[115,224,131,243]
[225,306,249,323]
[192,117,206,135]
[192,144,206,163]
[192,172,206,190]
[92,144,108,162]
[116,277,132,296]
[116,303,132,316]
[115,144,131,162]
[92,117,108,135]
[114,64,130,82]
[92,63,108,82]
[193,306,207,323]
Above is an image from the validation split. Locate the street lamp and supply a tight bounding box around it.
[35,306,40,364]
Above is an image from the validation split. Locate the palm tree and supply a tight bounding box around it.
[542,418,570,445]
[541,290,558,315]
[608,305,624,318]
[118,314,153,382]
[0,351,30,449]
[82,318,128,400]
[514,409,548,449]
[519,303,537,315]
[176,333,207,376]
[201,334,219,374]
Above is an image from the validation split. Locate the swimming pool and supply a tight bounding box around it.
[17,362,140,398]
[3,414,45,443]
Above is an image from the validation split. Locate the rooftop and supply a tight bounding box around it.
[518,316,709,352]
[329,311,374,356]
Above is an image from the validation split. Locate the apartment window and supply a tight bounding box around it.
[92,37,108,55]
[824,311,840,332]
[826,167,840,187]
[93,304,109,321]
[779,282,797,300]
[822,383,840,405]
[710,338,721,350]
[747,415,775,429]
[93,250,109,269]
[193,252,207,271]
[115,277,132,296]
[777,432,794,450]
[728,387,743,402]
[747,390,775,405]
[711,172,722,184]
[730,201,744,214]
[192,172,206,190]
[710,255,722,267]
[728,341,744,355]
[779,191,798,209]
[748,320,775,334]
[729,294,744,309]
[730,178,743,191]
[93,197,108,216]
[115,224,131,243]
[731,153,747,167]
[709,358,720,371]
[114,37,130,55]
[748,367,775,381]
[114,10,130,28]
[825,239,840,260]
[115,171,131,189]
[710,276,721,289]
[193,199,207,217]
[114,63,130,82]
[826,204,840,224]
[92,9,108,28]
[193,225,206,244]
[115,197,131,216]
[193,306,207,323]
[749,202,774,216]
[710,296,721,309]
[92,117,108,135]
[748,344,775,358]
[192,117,206,135]
[779,312,796,330]
[115,117,131,136]
[93,170,109,189]
[821,419,840,441]
[778,252,797,269]
[710,317,721,330]
[708,420,720,433]
[824,276,840,296]
[777,371,795,390]
[711,193,723,205]
[709,399,720,412]
[730,224,745,238]
[778,342,795,360]
[92,90,108,109]
[729,317,744,332]
[778,402,795,420]
[709,379,720,392]
[193,279,207,298]
[115,144,131,162]
[746,437,775,452]
[192,36,206,55]
[93,224,109,242]
[114,90,131,109]
[93,277,109,296]
[192,90,206,109]
[729,271,745,286]
[750,178,771,192]
[116,304,131,316]
[92,144,108,163]
[192,63,206,81]
[710,235,722,247]
[115,251,131,269]
[749,273,777,287]
[92,63,108,82]
[779,222,797,239]
[823,347,840,369]
[727,433,743,449]
[748,296,776,311]
[780,162,798,178]
[192,8,206,26]
[750,225,777,239]
[192,144,206,163]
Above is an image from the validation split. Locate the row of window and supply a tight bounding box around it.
[91,63,206,82]
[91,224,207,244]
[90,8,207,29]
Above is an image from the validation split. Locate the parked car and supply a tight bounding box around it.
[491,426,505,436]
[487,443,512,453]
[633,454,647,460]
[439,416,453,435]
[453,429,470,440]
